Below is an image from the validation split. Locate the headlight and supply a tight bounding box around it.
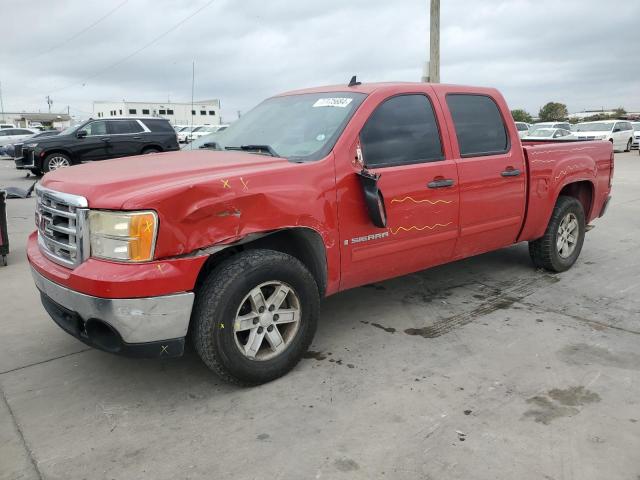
[25,142,38,148]
[89,210,158,262]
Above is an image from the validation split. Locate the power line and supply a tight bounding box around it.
[28,0,129,63]
[48,0,217,95]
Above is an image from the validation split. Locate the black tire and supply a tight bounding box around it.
[43,153,72,173]
[529,196,585,272]
[29,168,42,176]
[192,249,319,385]
[141,147,160,155]
[625,139,632,152]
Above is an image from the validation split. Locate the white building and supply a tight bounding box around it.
[92,99,221,126]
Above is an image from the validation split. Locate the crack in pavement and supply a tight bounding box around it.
[0,348,91,376]
[1,386,43,480]
[519,300,640,335]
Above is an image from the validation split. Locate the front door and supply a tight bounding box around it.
[337,92,460,290]
[435,91,526,259]
[75,120,111,161]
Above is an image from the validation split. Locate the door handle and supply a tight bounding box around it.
[427,178,455,189]
[132,136,142,140]
[101,138,111,142]
[501,168,521,177]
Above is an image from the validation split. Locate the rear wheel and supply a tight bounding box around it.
[529,196,585,272]
[141,147,160,155]
[43,153,71,173]
[192,249,319,385]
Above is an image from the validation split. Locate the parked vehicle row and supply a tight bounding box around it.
[175,124,228,143]
[515,119,635,152]
[28,81,613,385]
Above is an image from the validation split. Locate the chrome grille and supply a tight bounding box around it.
[35,185,89,268]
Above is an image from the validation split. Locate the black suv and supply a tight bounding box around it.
[15,117,179,175]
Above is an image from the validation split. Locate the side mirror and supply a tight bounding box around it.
[76,130,88,138]
[357,169,387,228]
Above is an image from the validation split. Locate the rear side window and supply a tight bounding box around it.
[360,94,443,168]
[446,94,509,156]
[516,123,528,131]
[143,119,175,133]
[109,120,143,134]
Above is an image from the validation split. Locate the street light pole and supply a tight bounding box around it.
[422,0,440,83]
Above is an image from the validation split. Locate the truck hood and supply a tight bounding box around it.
[41,149,293,209]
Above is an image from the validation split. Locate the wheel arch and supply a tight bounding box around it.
[140,144,163,154]
[558,180,594,219]
[41,148,75,166]
[194,227,328,297]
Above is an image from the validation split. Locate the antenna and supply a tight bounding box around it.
[348,76,361,87]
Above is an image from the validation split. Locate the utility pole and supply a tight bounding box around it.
[46,95,53,113]
[0,81,5,122]
[422,0,440,83]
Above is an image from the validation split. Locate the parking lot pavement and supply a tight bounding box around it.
[1,153,639,480]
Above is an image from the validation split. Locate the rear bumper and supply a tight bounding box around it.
[32,267,194,357]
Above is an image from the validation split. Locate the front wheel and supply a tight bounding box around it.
[625,139,632,152]
[192,249,319,385]
[43,153,71,173]
[529,196,585,272]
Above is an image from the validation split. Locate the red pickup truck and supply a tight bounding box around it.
[28,81,613,384]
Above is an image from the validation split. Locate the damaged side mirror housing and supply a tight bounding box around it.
[357,169,387,228]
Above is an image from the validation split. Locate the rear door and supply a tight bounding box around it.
[338,91,460,289]
[106,120,145,157]
[434,90,526,259]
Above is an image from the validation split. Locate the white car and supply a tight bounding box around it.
[575,120,634,152]
[522,128,575,141]
[515,122,530,138]
[190,125,229,140]
[631,121,640,150]
[529,121,571,133]
[1,124,16,129]
[177,125,204,143]
[0,127,39,147]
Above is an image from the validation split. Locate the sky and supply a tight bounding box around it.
[1,0,639,122]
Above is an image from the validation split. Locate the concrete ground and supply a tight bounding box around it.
[1,152,639,480]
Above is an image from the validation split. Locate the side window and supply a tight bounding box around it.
[143,119,174,133]
[109,120,143,134]
[360,94,443,168]
[446,94,509,156]
[83,121,108,136]
[17,129,34,135]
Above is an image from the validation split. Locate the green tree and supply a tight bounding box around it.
[614,107,626,116]
[538,102,568,122]
[511,109,533,123]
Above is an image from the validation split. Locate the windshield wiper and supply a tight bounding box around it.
[225,144,280,157]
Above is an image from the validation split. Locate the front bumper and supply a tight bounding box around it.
[32,267,194,358]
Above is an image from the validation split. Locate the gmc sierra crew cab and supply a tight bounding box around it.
[27,81,614,385]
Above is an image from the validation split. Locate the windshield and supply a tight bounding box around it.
[527,129,555,137]
[576,122,613,132]
[59,124,82,136]
[184,92,367,161]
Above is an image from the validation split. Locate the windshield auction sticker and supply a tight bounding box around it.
[313,98,353,108]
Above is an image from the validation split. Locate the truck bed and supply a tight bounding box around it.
[518,139,613,241]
